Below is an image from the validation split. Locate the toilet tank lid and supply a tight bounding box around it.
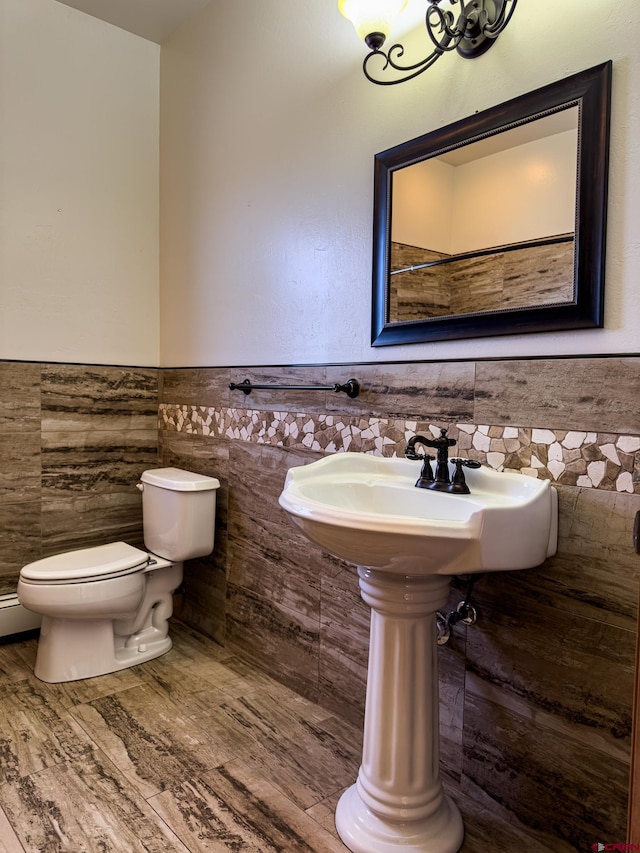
[140,467,220,491]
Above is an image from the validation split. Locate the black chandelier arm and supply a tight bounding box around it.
[359,0,518,86]
[483,0,518,38]
[363,45,444,85]
[385,42,446,74]
[425,2,467,53]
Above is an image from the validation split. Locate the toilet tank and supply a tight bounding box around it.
[138,467,220,561]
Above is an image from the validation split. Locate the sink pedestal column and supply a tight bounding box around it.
[336,568,464,853]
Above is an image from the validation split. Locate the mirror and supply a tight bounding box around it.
[371,62,612,346]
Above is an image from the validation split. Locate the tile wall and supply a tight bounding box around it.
[0,362,158,596]
[390,239,574,321]
[1,356,639,849]
[159,357,640,850]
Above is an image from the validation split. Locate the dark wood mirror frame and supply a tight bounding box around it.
[371,62,612,347]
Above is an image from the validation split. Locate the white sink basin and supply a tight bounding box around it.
[279,452,557,575]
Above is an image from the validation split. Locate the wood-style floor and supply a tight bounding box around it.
[0,621,561,853]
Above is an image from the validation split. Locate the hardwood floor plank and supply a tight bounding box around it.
[0,679,99,785]
[212,692,361,810]
[148,758,348,852]
[0,751,190,853]
[0,804,25,853]
[70,684,241,799]
[0,641,35,684]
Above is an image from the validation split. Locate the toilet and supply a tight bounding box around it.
[17,467,220,684]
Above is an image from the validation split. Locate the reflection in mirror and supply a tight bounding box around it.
[389,108,578,322]
[372,62,611,347]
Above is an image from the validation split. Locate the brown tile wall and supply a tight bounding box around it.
[390,238,574,321]
[0,362,159,596]
[2,357,639,849]
[159,357,640,849]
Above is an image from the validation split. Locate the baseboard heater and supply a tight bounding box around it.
[0,594,41,638]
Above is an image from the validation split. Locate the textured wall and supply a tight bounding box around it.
[159,356,640,849]
[0,0,160,366]
[159,0,640,365]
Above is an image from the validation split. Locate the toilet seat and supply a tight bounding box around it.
[20,542,149,585]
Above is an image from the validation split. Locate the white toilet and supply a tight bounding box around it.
[17,467,220,683]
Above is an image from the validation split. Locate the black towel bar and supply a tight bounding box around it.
[229,378,360,399]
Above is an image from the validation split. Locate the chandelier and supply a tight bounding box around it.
[338,0,518,85]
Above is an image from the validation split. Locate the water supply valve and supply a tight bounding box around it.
[436,575,482,645]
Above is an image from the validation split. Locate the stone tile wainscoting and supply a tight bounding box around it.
[1,357,639,850]
[390,238,574,322]
[0,362,158,596]
[159,357,640,851]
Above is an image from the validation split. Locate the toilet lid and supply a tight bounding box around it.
[21,542,149,583]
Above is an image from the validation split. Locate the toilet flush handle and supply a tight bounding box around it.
[136,482,144,492]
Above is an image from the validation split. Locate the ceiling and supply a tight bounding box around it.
[54,0,212,44]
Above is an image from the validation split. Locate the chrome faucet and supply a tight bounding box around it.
[404,428,481,494]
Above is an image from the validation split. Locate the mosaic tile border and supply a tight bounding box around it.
[159,404,640,494]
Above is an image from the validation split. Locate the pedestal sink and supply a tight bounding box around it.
[279,452,557,853]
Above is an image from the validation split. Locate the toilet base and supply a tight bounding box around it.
[34,616,172,683]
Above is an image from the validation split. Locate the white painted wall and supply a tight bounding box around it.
[2,1,636,368]
[0,0,159,365]
[451,130,577,253]
[160,0,639,365]
[391,130,577,255]
[392,159,455,255]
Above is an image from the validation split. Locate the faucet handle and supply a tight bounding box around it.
[450,458,481,469]
[449,458,481,494]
